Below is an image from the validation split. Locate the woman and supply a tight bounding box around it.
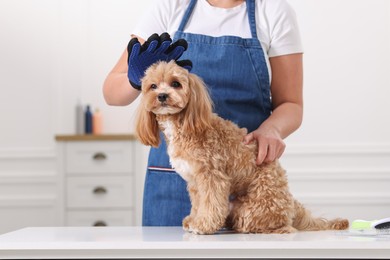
[103,0,303,226]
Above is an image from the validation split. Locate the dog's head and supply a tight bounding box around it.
[135,61,213,147]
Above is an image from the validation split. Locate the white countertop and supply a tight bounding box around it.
[0,226,389,259]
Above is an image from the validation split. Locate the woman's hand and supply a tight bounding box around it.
[243,125,286,165]
[103,33,189,106]
[127,33,189,90]
[243,53,303,165]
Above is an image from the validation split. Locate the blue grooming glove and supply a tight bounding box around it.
[127,32,192,90]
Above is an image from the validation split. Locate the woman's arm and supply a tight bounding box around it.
[244,53,303,164]
[102,37,145,106]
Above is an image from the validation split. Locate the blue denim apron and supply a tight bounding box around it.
[142,0,272,226]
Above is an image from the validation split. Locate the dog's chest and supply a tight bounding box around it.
[160,120,193,181]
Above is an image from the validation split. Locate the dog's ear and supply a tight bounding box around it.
[181,73,213,133]
[135,103,160,147]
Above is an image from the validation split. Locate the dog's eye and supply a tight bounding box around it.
[171,81,181,88]
[150,84,157,90]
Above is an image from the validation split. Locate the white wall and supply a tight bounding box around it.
[287,0,390,145]
[0,0,150,143]
[0,0,389,229]
[281,0,390,221]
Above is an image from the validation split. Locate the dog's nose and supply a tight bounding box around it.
[157,93,168,102]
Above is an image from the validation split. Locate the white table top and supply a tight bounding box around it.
[0,226,389,259]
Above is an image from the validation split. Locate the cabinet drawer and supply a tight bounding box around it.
[66,209,134,226]
[66,176,134,208]
[65,141,133,175]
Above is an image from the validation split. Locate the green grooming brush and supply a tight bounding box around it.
[352,217,390,230]
[351,219,373,230]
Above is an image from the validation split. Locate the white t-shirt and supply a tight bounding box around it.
[132,0,303,75]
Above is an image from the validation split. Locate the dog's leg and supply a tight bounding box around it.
[230,166,297,234]
[229,193,296,234]
[188,169,231,235]
[183,183,199,232]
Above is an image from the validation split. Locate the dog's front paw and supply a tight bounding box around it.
[182,215,193,232]
[190,216,223,235]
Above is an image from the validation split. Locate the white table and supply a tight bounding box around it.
[0,227,389,259]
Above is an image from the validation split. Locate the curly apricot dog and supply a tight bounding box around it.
[135,61,349,234]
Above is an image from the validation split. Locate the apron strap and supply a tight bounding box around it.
[179,0,258,39]
[246,0,258,39]
[177,0,198,32]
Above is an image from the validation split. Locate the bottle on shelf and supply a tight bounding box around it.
[93,108,103,135]
[75,100,84,135]
[85,105,93,134]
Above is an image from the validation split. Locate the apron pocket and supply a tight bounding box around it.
[147,166,176,174]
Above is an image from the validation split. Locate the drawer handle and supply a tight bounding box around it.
[93,152,107,161]
[93,221,107,227]
[93,186,108,195]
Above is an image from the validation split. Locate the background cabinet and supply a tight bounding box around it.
[56,135,138,227]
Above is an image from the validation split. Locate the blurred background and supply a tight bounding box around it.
[0,0,389,234]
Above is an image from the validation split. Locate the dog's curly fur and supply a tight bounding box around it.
[136,61,349,235]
